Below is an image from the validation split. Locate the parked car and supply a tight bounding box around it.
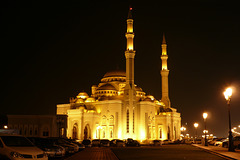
[162,140,173,145]
[194,139,202,144]
[100,139,110,147]
[212,138,225,146]
[47,138,75,154]
[110,139,125,147]
[65,139,85,151]
[27,137,65,158]
[126,138,140,147]
[215,138,227,147]
[92,139,100,147]
[82,139,91,147]
[222,136,240,149]
[151,140,162,146]
[0,134,48,160]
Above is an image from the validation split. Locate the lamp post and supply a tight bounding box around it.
[203,112,208,146]
[194,123,199,139]
[224,87,235,152]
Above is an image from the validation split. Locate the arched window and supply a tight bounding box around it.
[103,129,105,138]
[43,127,49,137]
[148,116,151,124]
[102,116,107,125]
[29,127,33,136]
[110,128,113,138]
[109,115,114,126]
[34,127,38,136]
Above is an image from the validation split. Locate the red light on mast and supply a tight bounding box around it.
[130,7,132,10]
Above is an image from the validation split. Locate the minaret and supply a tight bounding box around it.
[124,7,136,138]
[161,34,171,108]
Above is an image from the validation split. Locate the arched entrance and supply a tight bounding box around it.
[72,123,78,139]
[84,124,91,139]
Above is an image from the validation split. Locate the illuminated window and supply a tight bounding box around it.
[103,129,105,138]
[148,116,151,124]
[102,116,107,125]
[61,128,64,136]
[149,126,151,139]
[110,128,113,138]
[153,127,156,139]
[109,115,114,126]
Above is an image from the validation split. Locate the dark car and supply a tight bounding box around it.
[82,139,92,147]
[100,139,110,147]
[92,139,100,147]
[222,136,240,149]
[110,139,125,147]
[152,140,162,146]
[47,137,76,154]
[27,137,66,158]
[65,138,85,151]
[126,138,140,147]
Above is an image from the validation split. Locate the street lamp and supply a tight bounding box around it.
[203,112,208,146]
[180,126,186,140]
[224,87,235,152]
[194,123,199,139]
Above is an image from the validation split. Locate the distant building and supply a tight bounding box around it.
[57,8,181,141]
[7,115,67,137]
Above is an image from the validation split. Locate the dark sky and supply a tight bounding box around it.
[1,0,240,137]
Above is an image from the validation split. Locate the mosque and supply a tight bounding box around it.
[56,8,181,141]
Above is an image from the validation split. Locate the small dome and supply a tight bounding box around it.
[76,98,84,103]
[85,97,96,103]
[147,95,155,101]
[135,86,143,91]
[103,70,126,78]
[97,84,117,90]
[77,92,89,99]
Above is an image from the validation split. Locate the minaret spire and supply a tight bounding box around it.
[162,33,166,44]
[124,6,136,138]
[160,34,170,108]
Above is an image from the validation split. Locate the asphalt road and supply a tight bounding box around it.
[111,145,227,160]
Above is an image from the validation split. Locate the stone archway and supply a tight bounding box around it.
[72,123,78,139]
[84,124,91,139]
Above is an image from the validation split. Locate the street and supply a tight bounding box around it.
[65,144,232,160]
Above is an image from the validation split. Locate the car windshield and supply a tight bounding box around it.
[1,136,34,147]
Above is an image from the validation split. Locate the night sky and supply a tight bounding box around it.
[1,0,240,137]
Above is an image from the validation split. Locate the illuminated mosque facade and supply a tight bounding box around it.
[57,8,181,141]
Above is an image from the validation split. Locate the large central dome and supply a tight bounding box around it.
[103,70,126,78]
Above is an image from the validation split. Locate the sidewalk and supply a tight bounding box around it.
[65,147,119,160]
[193,144,240,160]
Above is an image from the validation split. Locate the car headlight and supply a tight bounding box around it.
[10,152,24,158]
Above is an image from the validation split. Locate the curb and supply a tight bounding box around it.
[192,145,237,160]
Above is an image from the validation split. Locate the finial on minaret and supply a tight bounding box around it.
[162,33,166,44]
[128,6,133,19]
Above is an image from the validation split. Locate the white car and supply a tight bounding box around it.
[0,134,48,160]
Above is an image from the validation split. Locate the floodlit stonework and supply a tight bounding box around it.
[57,8,181,141]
